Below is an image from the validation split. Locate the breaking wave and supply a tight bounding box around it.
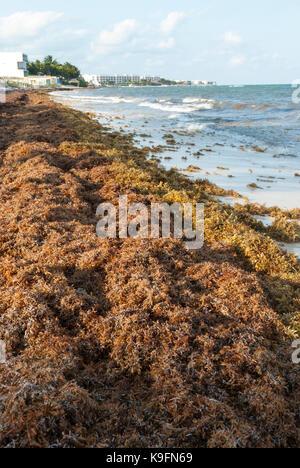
[139,100,213,113]
[186,123,208,132]
[52,92,217,114]
[52,93,142,105]
[182,97,215,104]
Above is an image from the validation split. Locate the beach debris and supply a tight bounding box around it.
[0,91,298,450]
[247,183,263,189]
[185,165,202,172]
[252,146,266,153]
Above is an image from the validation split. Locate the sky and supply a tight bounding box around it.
[0,0,299,84]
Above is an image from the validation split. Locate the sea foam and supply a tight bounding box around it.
[139,101,213,113]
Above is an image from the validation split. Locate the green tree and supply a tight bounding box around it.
[43,55,54,75]
[79,77,88,88]
[27,56,81,81]
[27,60,41,75]
[61,62,81,80]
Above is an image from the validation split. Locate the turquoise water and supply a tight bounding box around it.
[51,85,300,210]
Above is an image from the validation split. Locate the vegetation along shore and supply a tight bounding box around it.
[0,90,299,448]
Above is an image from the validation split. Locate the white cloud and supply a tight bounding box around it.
[157,37,175,50]
[160,12,185,35]
[65,29,88,38]
[250,52,281,63]
[0,11,63,40]
[91,14,184,59]
[97,19,137,46]
[229,55,246,66]
[146,58,165,67]
[91,19,139,55]
[224,31,242,45]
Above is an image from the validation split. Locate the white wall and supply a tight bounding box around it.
[0,52,28,78]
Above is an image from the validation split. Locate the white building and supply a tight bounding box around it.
[98,75,141,85]
[0,52,29,78]
[83,74,141,86]
[141,76,161,82]
[20,76,60,87]
[82,74,99,86]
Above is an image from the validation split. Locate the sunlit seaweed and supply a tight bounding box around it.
[0,91,298,448]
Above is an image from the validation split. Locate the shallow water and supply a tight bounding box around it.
[51,85,300,210]
[253,215,275,227]
[281,242,300,259]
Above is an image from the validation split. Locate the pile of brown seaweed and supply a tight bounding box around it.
[0,92,298,448]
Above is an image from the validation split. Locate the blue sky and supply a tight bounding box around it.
[0,0,299,84]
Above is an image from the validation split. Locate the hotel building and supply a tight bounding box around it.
[0,52,29,78]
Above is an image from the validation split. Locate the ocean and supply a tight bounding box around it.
[51,84,300,210]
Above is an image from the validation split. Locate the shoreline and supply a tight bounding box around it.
[50,87,300,260]
[50,86,300,211]
[0,90,299,448]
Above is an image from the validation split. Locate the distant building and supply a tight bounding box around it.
[0,52,29,78]
[82,74,215,87]
[82,75,100,86]
[68,79,80,87]
[1,75,60,88]
[83,74,142,86]
[141,76,161,82]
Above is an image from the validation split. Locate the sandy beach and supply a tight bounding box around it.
[0,91,299,448]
